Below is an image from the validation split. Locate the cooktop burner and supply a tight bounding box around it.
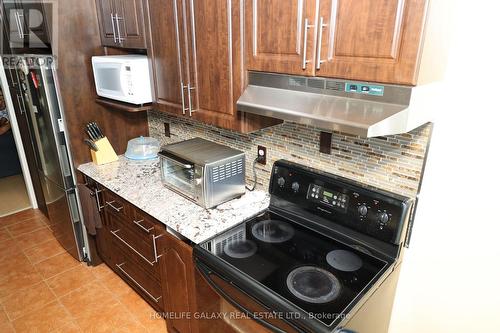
[251,220,295,243]
[326,250,363,272]
[286,266,341,304]
[223,240,257,259]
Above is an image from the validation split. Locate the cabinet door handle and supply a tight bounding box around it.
[302,18,315,70]
[111,229,155,266]
[133,219,154,234]
[94,189,104,211]
[187,83,197,116]
[115,14,125,43]
[316,16,327,70]
[14,12,24,39]
[106,200,123,213]
[181,82,189,115]
[110,13,118,43]
[116,263,162,303]
[153,234,163,263]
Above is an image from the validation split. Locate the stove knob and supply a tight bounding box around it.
[378,212,389,224]
[277,177,286,187]
[291,182,300,192]
[358,204,368,216]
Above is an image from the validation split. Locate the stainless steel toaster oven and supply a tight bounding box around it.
[159,138,246,209]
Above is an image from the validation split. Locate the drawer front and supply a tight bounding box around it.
[106,213,162,277]
[112,248,164,312]
[103,190,133,221]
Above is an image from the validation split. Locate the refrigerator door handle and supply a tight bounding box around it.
[16,94,26,114]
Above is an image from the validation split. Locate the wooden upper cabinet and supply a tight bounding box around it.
[246,0,318,76]
[95,0,147,49]
[186,0,236,117]
[246,0,429,85]
[145,0,282,133]
[145,0,186,113]
[96,0,116,46]
[114,0,147,49]
[316,0,429,85]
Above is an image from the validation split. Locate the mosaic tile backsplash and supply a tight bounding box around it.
[148,110,432,198]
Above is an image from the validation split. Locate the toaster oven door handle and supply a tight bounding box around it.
[160,154,193,169]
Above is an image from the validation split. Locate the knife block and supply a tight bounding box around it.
[91,137,118,165]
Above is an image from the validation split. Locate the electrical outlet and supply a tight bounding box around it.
[257,146,267,165]
[164,122,170,137]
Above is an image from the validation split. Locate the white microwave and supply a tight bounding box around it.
[91,55,153,105]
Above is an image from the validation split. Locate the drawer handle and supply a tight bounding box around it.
[111,229,155,266]
[133,219,154,234]
[116,263,162,303]
[106,201,123,213]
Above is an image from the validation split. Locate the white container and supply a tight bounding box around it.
[124,137,160,160]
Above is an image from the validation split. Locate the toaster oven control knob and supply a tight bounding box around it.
[378,212,389,224]
[291,182,300,192]
[277,177,286,188]
[358,204,368,216]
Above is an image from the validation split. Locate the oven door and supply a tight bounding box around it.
[195,260,302,333]
[159,151,203,204]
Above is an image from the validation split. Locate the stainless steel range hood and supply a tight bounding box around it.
[237,72,432,137]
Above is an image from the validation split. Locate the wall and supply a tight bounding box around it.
[56,0,149,167]
[388,1,500,332]
[149,112,432,198]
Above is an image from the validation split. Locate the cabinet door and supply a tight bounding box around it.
[246,0,318,76]
[159,233,197,333]
[114,0,147,49]
[1,0,52,54]
[146,0,187,115]
[95,0,117,46]
[315,0,428,85]
[185,0,241,119]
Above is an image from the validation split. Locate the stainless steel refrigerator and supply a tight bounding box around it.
[4,55,89,261]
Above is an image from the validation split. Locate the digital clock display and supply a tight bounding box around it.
[308,184,349,212]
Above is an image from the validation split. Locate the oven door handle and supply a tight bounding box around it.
[159,151,194,169]
[195,261,290,333]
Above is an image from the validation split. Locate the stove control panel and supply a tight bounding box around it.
[269,160,413,245]
[307,184,349,213]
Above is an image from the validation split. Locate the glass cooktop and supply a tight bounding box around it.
[199,211,389,326]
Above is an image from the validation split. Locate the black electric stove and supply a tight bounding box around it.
[195,160,413,333]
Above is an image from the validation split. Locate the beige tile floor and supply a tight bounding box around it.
[0,175,31,217]
[0,209,168,333]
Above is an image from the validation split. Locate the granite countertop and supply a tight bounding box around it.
[78,156,270,244]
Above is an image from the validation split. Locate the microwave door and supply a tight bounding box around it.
[94,62,125,99]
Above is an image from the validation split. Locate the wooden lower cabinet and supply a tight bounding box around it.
[90,179,198,332]
[158,231,199,333]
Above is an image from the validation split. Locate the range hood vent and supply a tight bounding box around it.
[237,72,432,138]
